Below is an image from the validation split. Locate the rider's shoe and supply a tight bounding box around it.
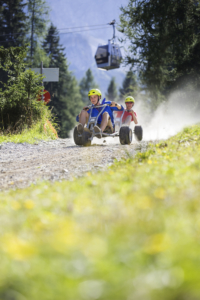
[94,125,102,139]
[77,123,84,134]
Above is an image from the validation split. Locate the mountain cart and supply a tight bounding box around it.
[73,104,143,146]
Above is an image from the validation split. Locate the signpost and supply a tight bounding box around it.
[28,62,59,102]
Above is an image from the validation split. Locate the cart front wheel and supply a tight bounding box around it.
[82,131,92,147]
[119,126,132,145]
[73,127,83,145]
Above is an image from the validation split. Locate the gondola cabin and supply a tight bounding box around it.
[95,40,122,71]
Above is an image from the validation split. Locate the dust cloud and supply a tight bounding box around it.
[134,90,200,141]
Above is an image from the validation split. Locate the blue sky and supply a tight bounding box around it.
[46,0,129,40]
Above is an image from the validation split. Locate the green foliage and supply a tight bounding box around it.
[43,24,83,138]
[42,23,65,64]
[119,0,200,106]
[26,0,49,64]
[119,70,138,99]
[106,77,118,101]
[0,1,79,139]
[0,0,28,88]
[0,1,83,138]
[59,76,83,138]
[79,68,99,104]
[135,148,156,162]
[0,116,57,144]
[0,124,200,299]
[30,43,50,68]
[0,45,47,132]
[0,0,27,48]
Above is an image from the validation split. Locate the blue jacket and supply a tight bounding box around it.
[76,98,124,126]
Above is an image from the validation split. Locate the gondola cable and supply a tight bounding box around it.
[0,23,110,39]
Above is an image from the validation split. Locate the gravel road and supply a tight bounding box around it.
[0,137,147,191]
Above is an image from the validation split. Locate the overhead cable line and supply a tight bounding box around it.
[57,23,108,31]
[0,23,110,38]
[0,25,110,40]
[58,26,110,35]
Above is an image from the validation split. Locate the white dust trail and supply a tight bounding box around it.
[134,90,200,141]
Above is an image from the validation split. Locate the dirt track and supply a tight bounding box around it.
[0,137,146,191]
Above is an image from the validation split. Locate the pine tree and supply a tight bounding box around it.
[26,0,49,66]
[31,43,50,67]
[42,24,83,137]
[79,69,99,104]
[0,0,28,88]
[106,77,118,101]
[119,71,138,99]
[0,0,27,48]
[119,0,200,102]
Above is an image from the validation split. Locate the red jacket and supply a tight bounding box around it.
[116,110,137,122]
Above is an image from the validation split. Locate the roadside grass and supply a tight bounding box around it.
[0,119,58,144]
[0,124,200,299]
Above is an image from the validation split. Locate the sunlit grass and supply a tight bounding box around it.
[0,124,200,299]
[0,119,58,144]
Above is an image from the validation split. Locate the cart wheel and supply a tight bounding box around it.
[73,127,83,145]
[134,125,143,141]
[82,131,92,147]
[119,126,132,145]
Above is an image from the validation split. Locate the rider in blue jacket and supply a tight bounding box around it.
[76,89,124,138]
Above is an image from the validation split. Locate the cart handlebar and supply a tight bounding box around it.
[83,103,112,110]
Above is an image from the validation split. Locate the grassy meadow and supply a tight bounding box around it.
[0,119,58,144]
[0,125,200,299]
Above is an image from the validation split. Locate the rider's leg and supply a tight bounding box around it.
[107,119,114,132]
[100,112,109,132]
[123,115,132,126]
[79,110,89,126]
[94,112,109,138]
[77,110,89,134]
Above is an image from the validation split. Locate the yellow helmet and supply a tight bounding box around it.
[125,96,135,103]
[88,88,101,98]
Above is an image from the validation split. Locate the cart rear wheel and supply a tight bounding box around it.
[134,125,143,141]
[73,127,83,146]
[119,126,132,145]
[82,131,92,147]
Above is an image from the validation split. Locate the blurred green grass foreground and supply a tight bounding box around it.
[0,125,200,300]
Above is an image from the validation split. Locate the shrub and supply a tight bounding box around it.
[0,45,47,133]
